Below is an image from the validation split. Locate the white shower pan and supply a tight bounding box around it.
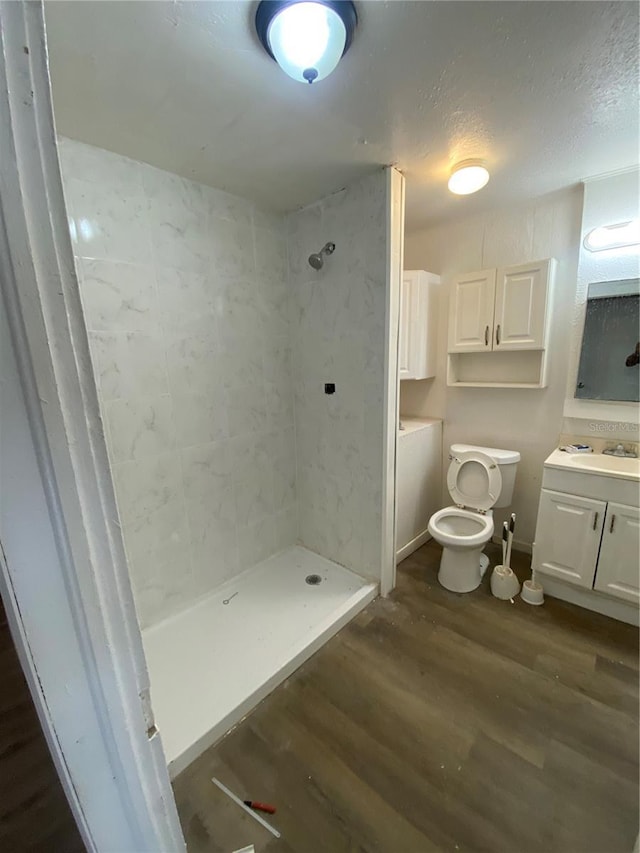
[142,546,377,777]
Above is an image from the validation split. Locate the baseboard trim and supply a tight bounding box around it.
[540,576,639,627]
[396,529,431,564]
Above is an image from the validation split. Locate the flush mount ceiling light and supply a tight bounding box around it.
[583,219,640,252]
[255,0,357,84]
[448,160,490,195]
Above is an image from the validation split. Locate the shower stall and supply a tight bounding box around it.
[53,134,400,777]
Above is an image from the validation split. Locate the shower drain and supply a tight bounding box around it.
[305,574,322,585]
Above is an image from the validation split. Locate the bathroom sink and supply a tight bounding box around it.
[567,453,640,479]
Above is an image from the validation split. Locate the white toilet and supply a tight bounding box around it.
[428,443,520,593]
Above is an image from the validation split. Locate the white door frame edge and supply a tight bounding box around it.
[0,2,184,849]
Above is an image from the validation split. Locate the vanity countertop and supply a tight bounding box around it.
[544,448,640,482]
[398,417,442,436]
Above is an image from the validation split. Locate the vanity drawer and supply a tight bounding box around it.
[541,466,639,506]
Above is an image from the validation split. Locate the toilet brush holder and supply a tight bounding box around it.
[490,565,521,600]
[521,578,544,605]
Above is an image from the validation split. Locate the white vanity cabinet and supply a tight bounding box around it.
[533,451,640,625]
[399,270,440,381]
[447,259,555,388]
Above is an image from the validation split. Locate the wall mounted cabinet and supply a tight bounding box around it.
[399,270,439,381]
[447,259,555,388]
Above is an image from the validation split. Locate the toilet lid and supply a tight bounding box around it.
[447,450,502,511]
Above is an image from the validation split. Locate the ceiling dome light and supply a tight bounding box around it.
[584,219,640,252]
[256,0,357,84]
[448,160,490,195]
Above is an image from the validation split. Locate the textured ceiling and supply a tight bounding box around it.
[45,1,639,229]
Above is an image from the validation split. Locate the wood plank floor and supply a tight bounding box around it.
[173,540,639,853]
[0,595,84,853]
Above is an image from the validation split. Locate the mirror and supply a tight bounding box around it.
[575,279,640,402]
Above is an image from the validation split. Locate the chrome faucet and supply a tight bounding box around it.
[603,443,638,458]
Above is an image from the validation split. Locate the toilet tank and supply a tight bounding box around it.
[450,443,520,508]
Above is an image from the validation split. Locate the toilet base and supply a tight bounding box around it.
[438,546,489,593]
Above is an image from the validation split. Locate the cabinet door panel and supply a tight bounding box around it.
[399,273,415,380]
[412,272,438,380]
[494,259,551,350]
[533,489,605,588]
[448,269,496,353]
[594,503,640,603]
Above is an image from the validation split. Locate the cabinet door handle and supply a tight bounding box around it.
[485,325,489,346]
[610,514,616,533]
[496,324,501,346]
[592,511,599,530]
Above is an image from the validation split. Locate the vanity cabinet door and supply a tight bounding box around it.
[448,269,496,353]
[534,489,606,588]
[594,503,640,604]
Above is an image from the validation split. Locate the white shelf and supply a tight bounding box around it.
[447,349,548,388]
[398,416,442,435]
[449,380,546,389]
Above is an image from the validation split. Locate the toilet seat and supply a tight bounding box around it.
[447,450,502,512]
[428,507,494,548]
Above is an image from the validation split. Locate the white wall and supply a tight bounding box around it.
[288,171,389,577]
[402,188,583,548]
[563,167,640,438]
[58,138,297,629]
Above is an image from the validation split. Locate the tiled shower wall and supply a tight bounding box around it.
[287,171,389,579]
[58,138,297,629]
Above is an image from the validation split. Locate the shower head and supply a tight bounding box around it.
[308,241,335,270]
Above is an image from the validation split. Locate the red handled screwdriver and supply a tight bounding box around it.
[244,800,277,815]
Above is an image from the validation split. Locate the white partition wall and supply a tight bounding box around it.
[287,168,403,588]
